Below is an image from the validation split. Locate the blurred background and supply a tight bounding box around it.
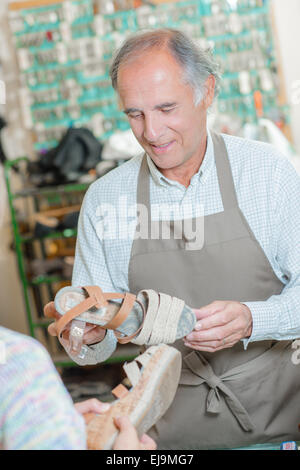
[0,0,299,397]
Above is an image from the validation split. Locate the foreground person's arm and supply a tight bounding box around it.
[0,330,86,450]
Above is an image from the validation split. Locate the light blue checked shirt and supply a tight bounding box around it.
[70,129,300,364]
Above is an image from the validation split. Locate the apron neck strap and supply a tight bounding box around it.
[136,132,239,214]
[210,131,239,210]
[137,153,151,212]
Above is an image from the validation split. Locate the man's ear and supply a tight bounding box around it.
[203,75,216,109]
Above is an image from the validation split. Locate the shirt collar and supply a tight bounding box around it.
[146,127,215,188]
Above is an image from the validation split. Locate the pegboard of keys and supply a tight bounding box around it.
[8,0,286,155]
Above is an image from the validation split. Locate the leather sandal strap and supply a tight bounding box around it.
[123,360,141,386]
[104,292,126,300]
[104,293,136,330]
[52,285,108,337]
[115,299,147,344]
[131,290,185,345]
[122,347,155,387]
[49,286,146,343]
[112,383,129,399]
[131,290,159,345]
[54,294,101,338]
[84,286,108,308]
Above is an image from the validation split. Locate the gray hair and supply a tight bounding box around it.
[109,28,221,105]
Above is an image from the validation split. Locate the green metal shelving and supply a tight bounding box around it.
[4,156,138,367]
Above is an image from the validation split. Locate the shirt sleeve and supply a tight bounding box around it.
[243,158,300,347]
[69,184,117,364]
[0,336,86,450]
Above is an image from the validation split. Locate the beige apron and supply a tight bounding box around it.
[128,132,300,449]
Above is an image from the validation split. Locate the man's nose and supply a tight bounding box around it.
[143,114,163,142]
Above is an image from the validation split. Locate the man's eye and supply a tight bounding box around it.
[161,108,175,113]
[128,113,142,119]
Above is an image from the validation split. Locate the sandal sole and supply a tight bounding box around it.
[85,344,181,450]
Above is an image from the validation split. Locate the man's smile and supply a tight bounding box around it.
[149,140,175,154]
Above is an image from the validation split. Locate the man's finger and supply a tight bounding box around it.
[192,301,225,320]
[184,340,220,350]
[184,342,231,353]
[193,310,232,332]
[48,322,58,337]
[186,320,237,342]
[184,335,237,352]
[44,301,61,320]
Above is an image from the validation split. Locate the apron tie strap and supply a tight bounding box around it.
[207,387,221,414]
[184,351,255,432]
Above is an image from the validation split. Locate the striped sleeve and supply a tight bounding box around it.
[0,329,86,450]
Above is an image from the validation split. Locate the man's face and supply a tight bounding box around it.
[117,48,214,173]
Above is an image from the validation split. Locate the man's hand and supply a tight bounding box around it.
[184,301,253,352]
[44,301,106,348]
[113,416,157,450]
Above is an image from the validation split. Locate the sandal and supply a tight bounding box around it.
[83,343,181,450]
[46,285,196,345]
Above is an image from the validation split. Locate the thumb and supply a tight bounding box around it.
[113,416,140,450]
[140,434,157,450]
[44,301,61,320]
[48,321,58,337]
[114,415,133,431]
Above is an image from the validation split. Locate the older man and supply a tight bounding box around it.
[46,29,300,449]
